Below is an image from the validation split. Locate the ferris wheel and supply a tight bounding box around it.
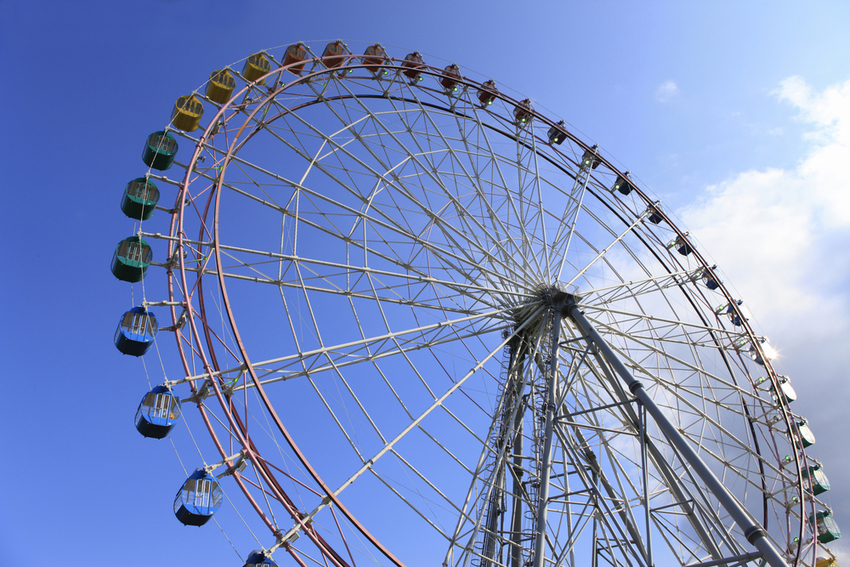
[110,40,841,567]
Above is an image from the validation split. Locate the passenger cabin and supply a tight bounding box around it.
[514,99,533,126]
[667,234,693,256]
[612,172,633,195]
[816,558,839,567]
[723,299,751,327]
[701,265,721,290]
[121,178,160,221]
[363,44,390,75]
[206,70,237,104]
[114,306,158,356]
[174,469,223,526]
[244,551,279,567]
[804,464,831,495]
[402,51,424,81]
[750,336,777,366]
[171,95,204,132]
[770,375,797,404]
[283,43,309,75]
[548,120,567,145]
[645,203,663,224]
[812,510,841,543]
[136,385,181,439]
[477,80,498,106]
[243,52,271,83]
[793,420,816,448]
[322,41,348,69]
[441,64,461,92]
[142,131,178,171]
[111,236,153,282]
[581,145,602,169]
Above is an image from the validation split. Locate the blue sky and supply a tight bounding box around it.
[2,1,849,565]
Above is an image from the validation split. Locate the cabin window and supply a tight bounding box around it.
[150,133,176,153]
[248,54,270,71]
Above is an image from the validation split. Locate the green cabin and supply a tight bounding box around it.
[803,464,831,495]
[121,178,160,221]
[142,131,178,171]
[111,236,152,283]
[812,510,841,543]
[791,420,816,448]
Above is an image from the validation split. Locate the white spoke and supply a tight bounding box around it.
[128,44,815,567]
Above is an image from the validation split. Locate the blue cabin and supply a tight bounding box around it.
[174,468,222,526]
[135,385,181,439]
[724,300,750,327]
[749,336,776,366]
[114,306,158,356]
[142,131,178,171]
[244,550,279,567]
[701,265,722,290]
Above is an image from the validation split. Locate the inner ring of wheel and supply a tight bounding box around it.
[166,53,805,565]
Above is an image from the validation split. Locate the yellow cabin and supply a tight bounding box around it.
[283,43,308,75]
[243,52,271,83]
[205,70,236,104]
[171,95,204,131]
[816,557,838,567]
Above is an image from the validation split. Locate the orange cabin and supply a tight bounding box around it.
[205,70,236,104]
[322,41,347,69]
[402,51,424,80]
[283,43,309,75]
[363,44,389,75]
[243,52,271,83]
[441,64,461,92]
[477,80,498,106]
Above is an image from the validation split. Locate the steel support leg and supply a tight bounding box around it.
[532,308,564,567]
[565,299,788,567]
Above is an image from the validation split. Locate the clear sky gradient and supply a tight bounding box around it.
[1,1,848,565]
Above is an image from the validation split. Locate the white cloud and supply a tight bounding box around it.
[655,80,680,103]
[679,76,850,338]
[679,76,850,553]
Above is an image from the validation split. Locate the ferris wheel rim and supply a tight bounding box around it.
[145,42,818,567]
